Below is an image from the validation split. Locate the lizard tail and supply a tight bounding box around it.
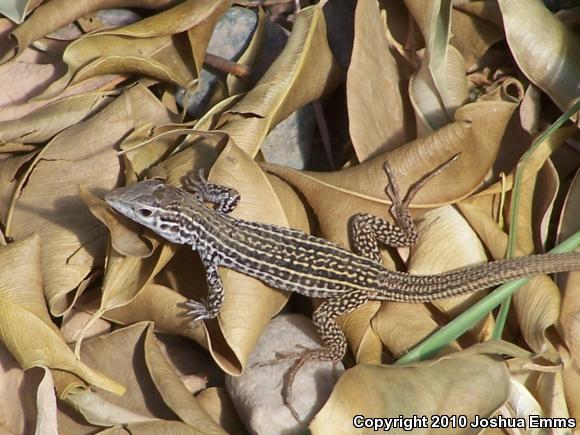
[380,252,580,302]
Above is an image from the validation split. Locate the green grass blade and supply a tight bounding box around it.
[492,100,580,339]
[396,230,580,365]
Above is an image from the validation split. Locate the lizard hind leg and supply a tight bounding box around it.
[350,154,461,258]
[382,155,460,242]
[263,290,372,421]
[384,153,460,213]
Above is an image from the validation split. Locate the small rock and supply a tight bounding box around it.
[181,6,292,117]
[226,314,343,434]
[94,8,142,28]
[181,7,258,117]
[250,18,289,82]
[208,7,258,60]
[261,104,316,169]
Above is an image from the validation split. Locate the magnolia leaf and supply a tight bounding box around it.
[143,326,227,434]
[62,322,225,433]
[373,206,494,357]
[311,352,509,435]
[263,101,517,248]
[0,235,124,395]
[1,0,185,63]
[498,0,580,112]
[5,84,174,316]
[215,5,341,156]
[0,0,41,24]
[102,284,210,360]
[557,168,580,364]
[450,2,504,71]
[347,0,406,161]
[0,151,37,225]
[458,195,563,355]
[81,187,154,258]
[0,92,112,144]
[38,0,230,99]
[0,344,57,434]
[563,365,580,422]
[196,387,246,434]
[406,0,469,133]
[226,7,267,96]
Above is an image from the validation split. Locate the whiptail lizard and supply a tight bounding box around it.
[105,156,580,419]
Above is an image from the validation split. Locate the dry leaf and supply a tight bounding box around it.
[406,0,469,134]
[347,0,406,161]
[196,387,245,434]
[102,284,209,355]
[557,168,580,364]
[1,0,179,63]
[81,187,155,258]
[205,141,308,373]
[311,352,509,434]
[1,2,577,432]
[61,321,223,432]
[0,92,112,144]
[0,50,61,108]
[451,2,504,72]
[0,343,56,435]
[0,151,37,224]
[226,7,267,96]
[264,101,517,248]
[5,84,174,316]
[0,0,42,24]
[498,0,580,112]
[215,5,341,156]
[39,0,231,99]
[373,206,494,357]
[0,235,124,395]
[143,325,228,434]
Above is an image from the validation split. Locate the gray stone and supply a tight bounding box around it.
[226,314,343,434]
[261,104,316,169]
[181,7,257,117]
[249,17,289,82]
[208,7,258,60]
[95,8,142,27]
[180,7,294,118]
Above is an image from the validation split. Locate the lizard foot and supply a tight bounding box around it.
[255,346,339,422]
[182,169,207,202]
[183,298,212,323]
[256,344,315,367]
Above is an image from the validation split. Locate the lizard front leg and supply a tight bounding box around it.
[182,169,241,214]
[183,261,225,323]
[350,155,459,261]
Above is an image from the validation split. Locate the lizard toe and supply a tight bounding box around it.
[184,299,211,322]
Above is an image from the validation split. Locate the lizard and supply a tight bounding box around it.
[105,156,580,419]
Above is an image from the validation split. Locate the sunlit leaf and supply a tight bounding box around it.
[0,235,124,395]
[347,0,406,161]
[498,0,580,112]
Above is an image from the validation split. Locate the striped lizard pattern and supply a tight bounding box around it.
[105,158,580,419]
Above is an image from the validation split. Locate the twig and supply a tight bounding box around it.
[204,53,251,77]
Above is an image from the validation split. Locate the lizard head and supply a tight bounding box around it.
[105,179,191,244]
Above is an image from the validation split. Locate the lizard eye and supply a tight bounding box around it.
[138,208,152,217]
